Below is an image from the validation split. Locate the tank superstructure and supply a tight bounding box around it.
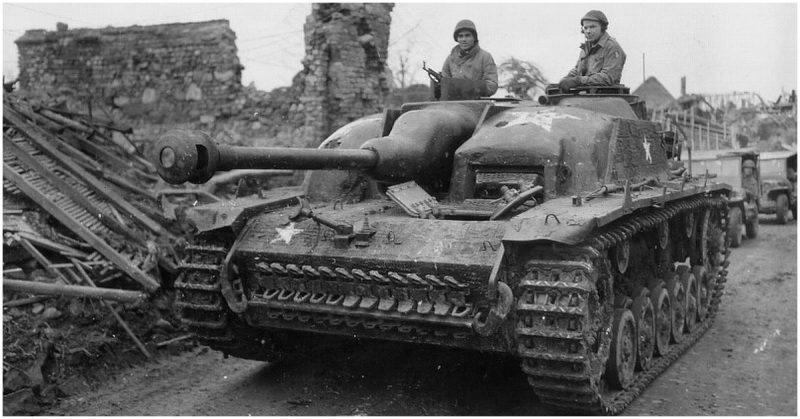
[156,85,731,414]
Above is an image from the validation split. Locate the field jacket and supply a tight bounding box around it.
[565,32,626,85]
[441,43,498,96]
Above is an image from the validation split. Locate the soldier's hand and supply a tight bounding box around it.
[558,77,582,92]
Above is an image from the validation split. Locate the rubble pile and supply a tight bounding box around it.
[2,93,198,414]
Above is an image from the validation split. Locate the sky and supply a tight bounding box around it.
[2,1,798,102]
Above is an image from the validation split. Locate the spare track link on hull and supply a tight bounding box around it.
[515,195,729,414]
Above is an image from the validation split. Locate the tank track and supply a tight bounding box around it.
[174,244,293,361]
[515,195,729,414]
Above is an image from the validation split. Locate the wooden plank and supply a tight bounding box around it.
[3,278,148,303]
[14,231,88,259]
[4,107,167,236]
[14,235,72,285]
[3,164,160,292]
[37,108,93,133]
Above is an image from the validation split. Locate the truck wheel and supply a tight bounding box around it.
[727,206,742,248]
[776,194,789,225]
[745,212,759,239]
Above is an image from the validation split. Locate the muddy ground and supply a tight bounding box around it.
[34,218,799,416]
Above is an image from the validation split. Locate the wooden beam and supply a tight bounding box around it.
[14,235,72,285]
[13,231,88,259]
[37,108,93,133]
[3,278,147,303]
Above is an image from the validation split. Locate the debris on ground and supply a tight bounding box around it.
[2,93,191,414]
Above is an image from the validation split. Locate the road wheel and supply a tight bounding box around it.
[664,269,687,343]
[727,206,742,248]
[680,270,699,332]
[776,194,789,224]
[605,309,637,389]
[631,287,655,371]
[649,282,672,357]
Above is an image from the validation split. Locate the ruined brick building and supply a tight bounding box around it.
[15,20,243,124]
[14,3,394,148]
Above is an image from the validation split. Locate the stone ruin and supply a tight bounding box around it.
[14,3,395,150]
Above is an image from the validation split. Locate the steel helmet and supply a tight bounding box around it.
[743,159,756,168]
[581,10,609,29]
[453,19,478,41]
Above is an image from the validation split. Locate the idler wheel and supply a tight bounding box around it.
[649,282,673,357]
[680,269,699,332]
[631,287,655,371]
[664,269,687,343]
[605,308,637,389]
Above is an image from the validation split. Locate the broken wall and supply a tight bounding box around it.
[14,4,395,151]
[15,20,244,124]
[298,3,394,147]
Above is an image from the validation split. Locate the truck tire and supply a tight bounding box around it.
[776,194,789,225]
[727,206,742,248]
[745,210,759,239]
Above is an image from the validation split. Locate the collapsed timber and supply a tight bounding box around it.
[1,93,246,414]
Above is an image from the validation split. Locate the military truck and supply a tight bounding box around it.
[154,82,731,414]
[687,148,759,247]
[758,150,797,224]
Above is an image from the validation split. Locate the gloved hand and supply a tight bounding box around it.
[558,77,582,92]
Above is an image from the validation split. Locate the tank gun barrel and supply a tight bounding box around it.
[154,130,378,184]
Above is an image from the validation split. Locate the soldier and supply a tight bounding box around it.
[441,19,498,97]
[742,159,759,200]
[558,10,627,92]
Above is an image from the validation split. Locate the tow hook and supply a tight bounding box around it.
[472,281,513,336]
[219,220,254,313]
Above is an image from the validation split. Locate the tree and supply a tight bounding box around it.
[498,58,548,99]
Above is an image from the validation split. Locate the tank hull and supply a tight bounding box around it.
[175,184,730,414]
[165,90,733,414]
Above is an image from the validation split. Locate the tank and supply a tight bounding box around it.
[154,85,732,414]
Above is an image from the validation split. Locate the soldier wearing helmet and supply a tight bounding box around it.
[441,19,498,96]
[558,10,627,92]
[742,159,759,200]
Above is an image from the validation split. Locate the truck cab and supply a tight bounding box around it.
[687,148,760,247]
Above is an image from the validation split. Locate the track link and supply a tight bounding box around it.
[515,195,729,414]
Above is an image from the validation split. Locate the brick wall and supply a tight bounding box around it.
[298,3,394,147]
[15,20,243,124]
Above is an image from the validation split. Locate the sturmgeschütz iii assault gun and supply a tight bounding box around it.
[153,84,731,414]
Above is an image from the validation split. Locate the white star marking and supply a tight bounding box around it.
[642,136,653,164]
[502,110,581,132]
[270,222,304,244]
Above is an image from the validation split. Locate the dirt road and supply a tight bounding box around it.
[47,218,797,416]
